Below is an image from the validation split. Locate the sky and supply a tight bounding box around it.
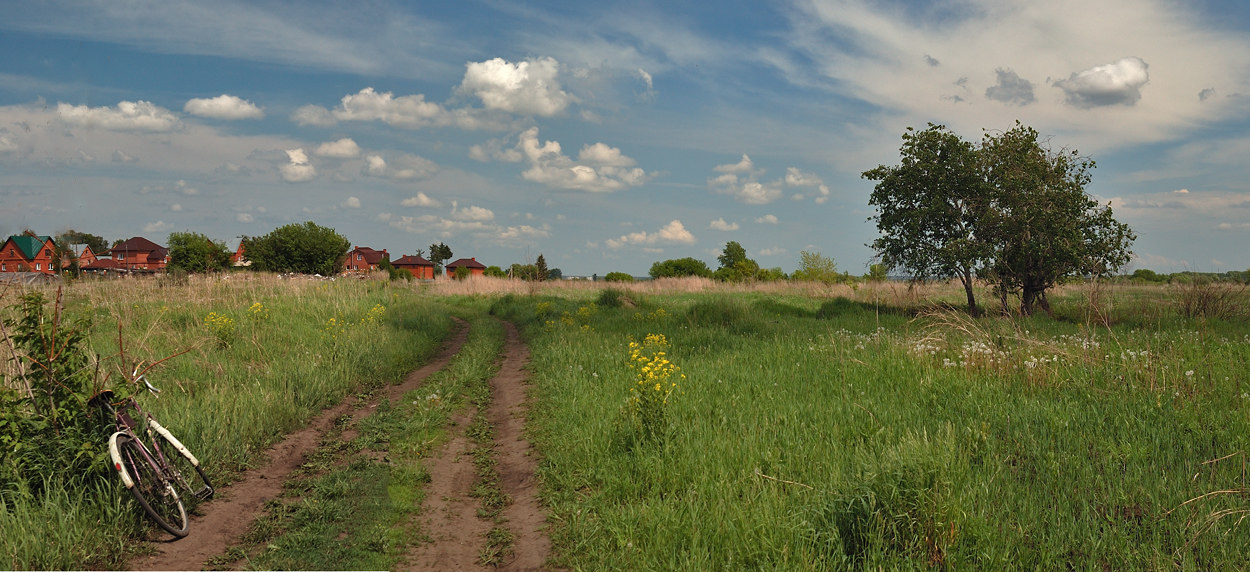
[1,0,1249,277]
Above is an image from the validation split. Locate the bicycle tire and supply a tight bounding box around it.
[115,433,189,538]
[153,429,214,503]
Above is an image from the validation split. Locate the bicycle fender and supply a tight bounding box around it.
[108,432,135,489]
[147,418,201,467]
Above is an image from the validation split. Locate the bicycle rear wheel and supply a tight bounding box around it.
[115,434,189,538]
[154,429,214,503]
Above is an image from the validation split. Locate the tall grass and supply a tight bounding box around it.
[0,274,452,568]
[491,286,1250,569]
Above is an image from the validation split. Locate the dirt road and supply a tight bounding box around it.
[131,319,551,570]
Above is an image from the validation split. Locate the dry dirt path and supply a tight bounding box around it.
[131,321,472,570]
[402,320,551,571]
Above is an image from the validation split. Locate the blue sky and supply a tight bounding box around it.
[2,0,1248,276]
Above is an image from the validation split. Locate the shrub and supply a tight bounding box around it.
[1175,280,1247,319]
[604,272,634,282]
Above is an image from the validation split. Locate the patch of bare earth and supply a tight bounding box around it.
[402,320,551,571]
[131,321,471,571]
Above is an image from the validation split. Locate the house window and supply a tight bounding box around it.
[35,263,41,271]
[357,254,362,260]
[117,253,125,260]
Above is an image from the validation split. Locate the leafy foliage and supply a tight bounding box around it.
[428,242,453,274]
[604,271,635,282]
[714,240,761,282]
[241,222,351,275]
[484,265,507,278]
[167,231,232,273]
[650,257,712,279]
[535,254,549,281]
[793,250,846,284]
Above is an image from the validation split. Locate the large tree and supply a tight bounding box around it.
[428,242,453,274]
[865,122,1134,316]
[714,240,761,282]
[241,222,351,275]
[167,232,232,273]
[863,124,989,314]
[649,257,712,279]
[978,122,1135,315]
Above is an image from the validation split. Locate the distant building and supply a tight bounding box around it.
[344,246,389,272]
[392,254,436,279]
[445,257,486,277]
[0,235,56,274]
[110,237,169,271]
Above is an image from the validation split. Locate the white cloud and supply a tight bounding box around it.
[710,174,782,205]
[361,153,438,180]
[401,192,441,207]
[57,100,180,132]
[459,57,573,116]
[709,218,739,231]
[515,127,650,192]
[175,179,198,195]
[714,154,757,174]
[343,196,361,208]
[469,137,523,162]
[143,220,173,232]
[280,148,316,183]
[184,94,264,119]
[111,149,138,163]
[314,138,361,158]
[333,87,445,127]
[451,202,495,221]
[784,167,831,203]
[759,247,787,256]
[1054,57,1150,108]
[291,105,336,126]
[236,213,254,223]
[0,134,15,153]
[606,220,695,249]
[170,203,182,212]
[756,214,779,224]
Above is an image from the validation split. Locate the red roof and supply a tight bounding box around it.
[111,237,168,258]
[392,255,433,267]
[446,257,486,269]
[349,246,389,265]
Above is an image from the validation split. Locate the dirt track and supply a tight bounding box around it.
[131,319,551,570]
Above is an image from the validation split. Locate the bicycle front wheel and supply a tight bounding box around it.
[115,433,189,538]
[154,429,214,504]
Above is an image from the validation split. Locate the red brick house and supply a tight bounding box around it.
[231,241,251,267]
[71,244,98,267]
[343,246,389,273]
[392,254,435,279]
[81,257,125,275]
[0,235,56,274]
[445,257,486,278]
[110,237,169,271]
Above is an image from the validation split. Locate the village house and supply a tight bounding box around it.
[0,235,56,274]
[392,254,436,279]
[445,257,486,278]
[108,237,169,271]
[231,241,251,267]
[343,246,389,273]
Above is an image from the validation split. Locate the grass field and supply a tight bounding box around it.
[1,275,1247,569]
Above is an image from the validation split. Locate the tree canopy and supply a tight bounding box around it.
[864,121,1134,315]
[167,232,232,273]
[241,222,351,275]
[428,242,453,274]
[714,241,761,282]
[649,257,712,279]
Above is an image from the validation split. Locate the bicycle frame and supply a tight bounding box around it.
[103,397,200,490]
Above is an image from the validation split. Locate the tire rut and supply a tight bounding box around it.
[130,320,471,571]
[401,320,551,571]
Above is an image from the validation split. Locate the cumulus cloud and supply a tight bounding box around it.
[400,192,441,207]
[0,134,15,153]
[514,127,650,192]
[291,104,337,126]
[314,138,361,158]
[459,57,573,116]
[343,196,361,208]
[295,88,477,129]
[755,214,779,224]
[1199,88,1217,102]
[709,156,779,205]
[184,94,264,119]
[57,100,180,132]
[606,220,695,249]
[111,149,138,163]
[361,153,437,180]
[469,137,523,162]
[1054,57,1150,108]
[280,148,316,183]
[709,218,739,231]
[143,220,173,232]
[450,203,494,222]
[236,213,254,223]
[784,167,831,203]
[714,154,758,175]
[985,68,1035,106]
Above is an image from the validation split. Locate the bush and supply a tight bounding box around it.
[604,272,634,282]
[1175,280,1247,319]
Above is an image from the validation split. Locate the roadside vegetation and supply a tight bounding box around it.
[0,275,451,569]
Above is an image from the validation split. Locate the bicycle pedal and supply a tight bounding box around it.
[196,487,215,500]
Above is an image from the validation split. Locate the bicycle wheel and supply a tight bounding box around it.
[153,429,214,503]
[115,434,189,538]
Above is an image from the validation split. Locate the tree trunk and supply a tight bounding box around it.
[960,269,979,316]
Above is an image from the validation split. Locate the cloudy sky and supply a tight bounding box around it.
[2,0,1249,276]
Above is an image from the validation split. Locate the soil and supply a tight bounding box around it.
[131,319,553,571]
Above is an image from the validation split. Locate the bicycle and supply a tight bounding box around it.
[89,371,214,538]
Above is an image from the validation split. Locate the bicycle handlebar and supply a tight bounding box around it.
[132,368,161,396]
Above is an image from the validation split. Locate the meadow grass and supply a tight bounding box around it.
[487,282,1250,569]
[0,274,452,569]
